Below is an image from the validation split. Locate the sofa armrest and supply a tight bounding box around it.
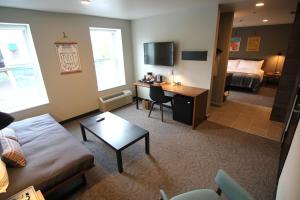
[160,189,169,200]
[214,169,254,200]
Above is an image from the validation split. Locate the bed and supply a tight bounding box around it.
[227,59,265,92]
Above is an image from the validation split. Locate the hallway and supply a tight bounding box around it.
[208,101,284,141]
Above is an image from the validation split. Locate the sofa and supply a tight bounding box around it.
[0,114,94,199]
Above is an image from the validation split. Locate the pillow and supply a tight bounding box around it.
[227,59,240,71]
[0,137,26,167]
[237,60,264,72]
[0,112,14,130]
[0,128,19,143]
[0,160,9,193]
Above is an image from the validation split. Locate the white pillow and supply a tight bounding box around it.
[227,59,240,71]
[235,67,260,75]
[238,60,264,72]
[0,160,9,193]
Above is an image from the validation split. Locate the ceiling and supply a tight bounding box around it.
[224,0,298,27]
[0,0,297,27]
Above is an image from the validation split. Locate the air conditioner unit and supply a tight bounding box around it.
[98,90,133,112]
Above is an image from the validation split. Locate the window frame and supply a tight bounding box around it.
[89,27,126,91]
[0,23,49,113]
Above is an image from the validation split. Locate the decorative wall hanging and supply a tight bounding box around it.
[230,37,241,52]
[54,32,82,74]
[246,36,261,52]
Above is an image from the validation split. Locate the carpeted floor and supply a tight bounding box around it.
[227,86,277,108]
[63,104,280,200]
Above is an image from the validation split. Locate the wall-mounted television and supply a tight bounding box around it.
[144,42,174,66]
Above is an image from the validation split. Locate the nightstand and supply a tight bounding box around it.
[263,72,281,85]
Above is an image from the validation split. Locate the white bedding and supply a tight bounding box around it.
[227,59,264,80]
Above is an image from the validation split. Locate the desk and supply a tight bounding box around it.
[133,82,208,129]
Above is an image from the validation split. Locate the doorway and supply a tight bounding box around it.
[209,16,293,141]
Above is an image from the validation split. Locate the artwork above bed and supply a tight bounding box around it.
[227,58,265,92]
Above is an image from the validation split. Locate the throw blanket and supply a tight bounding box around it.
[229,72,262,92]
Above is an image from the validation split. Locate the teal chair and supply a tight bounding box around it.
[160,169,254,200]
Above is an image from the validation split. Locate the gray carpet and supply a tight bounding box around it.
[63,104,280,200]
[227,86,277,107]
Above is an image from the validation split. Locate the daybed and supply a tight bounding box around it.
[0,114,94,199]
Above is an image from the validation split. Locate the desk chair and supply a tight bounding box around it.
[148,84,173,122]
[160,169,254,200]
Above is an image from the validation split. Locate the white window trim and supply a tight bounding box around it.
[89,27,126,91]
[0,23,49,113]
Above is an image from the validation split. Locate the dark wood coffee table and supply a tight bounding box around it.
[80,112,150,173]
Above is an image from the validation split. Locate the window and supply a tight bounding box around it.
[89,28,126,91]
[0,23,48,113]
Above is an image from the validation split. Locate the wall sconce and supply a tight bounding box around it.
[275,52,283,74]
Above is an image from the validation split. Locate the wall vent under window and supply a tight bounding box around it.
[98,90,132,112]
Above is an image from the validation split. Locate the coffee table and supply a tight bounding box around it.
[80,112,150,173]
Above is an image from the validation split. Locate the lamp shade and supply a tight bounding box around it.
[0,112,14,130]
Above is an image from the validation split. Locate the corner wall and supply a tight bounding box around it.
[211,12,234,105]
[131,3,219,112]
[0,7,134,121]
[276,121,300,200]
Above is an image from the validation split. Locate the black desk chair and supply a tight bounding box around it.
[148,85,173,122]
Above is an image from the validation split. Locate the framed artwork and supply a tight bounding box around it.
[55,42,82,74]
[246,36,261,52]
[230,37,241,52]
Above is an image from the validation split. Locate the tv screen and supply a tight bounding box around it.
[144,42,174,66]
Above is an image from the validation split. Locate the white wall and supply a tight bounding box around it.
[0,7,134,121]
[276,121,300,200]
[131,3,219,102]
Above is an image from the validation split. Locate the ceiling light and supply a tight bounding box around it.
[256,2,265,7]
[262,19,269,22]
[81,0,91,5]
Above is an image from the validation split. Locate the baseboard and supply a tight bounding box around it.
[211,101,223,107]
[60,109,101,124]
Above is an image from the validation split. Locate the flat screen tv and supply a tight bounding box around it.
[144,42,174,66]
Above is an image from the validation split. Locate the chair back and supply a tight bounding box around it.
[215,169,254,200]
[149,85,165,102]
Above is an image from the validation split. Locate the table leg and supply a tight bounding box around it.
[145,133,150,154]
[135,85,139,109]
[116,150,123,173]
[80,124,87,141]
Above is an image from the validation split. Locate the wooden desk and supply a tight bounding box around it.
[133,82,208,129]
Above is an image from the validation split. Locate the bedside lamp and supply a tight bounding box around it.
[275,52,282,74]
